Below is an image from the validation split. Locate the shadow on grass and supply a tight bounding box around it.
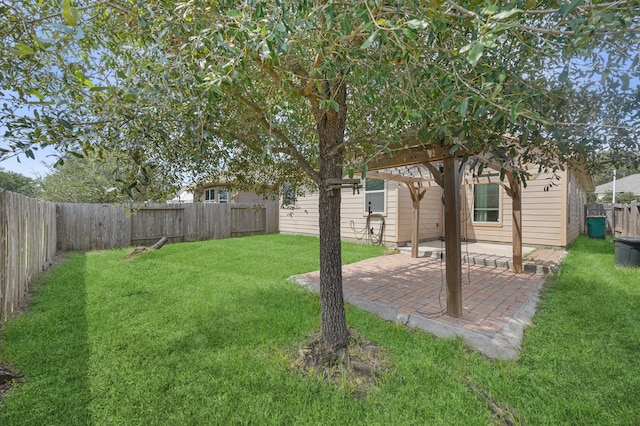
[0,253,92,425]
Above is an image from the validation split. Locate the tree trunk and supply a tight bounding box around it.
[318,160,348,349]
[314,77,349,349]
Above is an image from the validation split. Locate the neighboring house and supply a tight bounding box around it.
[168,182,275,204]
[168,187,195,203]
[280,166,594,248]
[193,182,275,204]
[594,173,640,200]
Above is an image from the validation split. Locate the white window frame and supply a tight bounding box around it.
[472,183,501,224]
[204,188,216,203]
[364,178,386,215]
[219,188,228,204]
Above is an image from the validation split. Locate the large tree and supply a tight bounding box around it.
[0,168,41,197]
[1,1,638,348]
[40,153,178,203]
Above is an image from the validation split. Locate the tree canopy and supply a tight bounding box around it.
[0,167,41,197]
[1,0,638,347]
[40,152,178,203]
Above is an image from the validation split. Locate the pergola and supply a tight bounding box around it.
[362,141,537,318]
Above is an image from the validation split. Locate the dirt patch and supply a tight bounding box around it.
[290,328,391,397]
[0,365,22,404]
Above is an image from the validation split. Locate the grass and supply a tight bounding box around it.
[1,234,639,425]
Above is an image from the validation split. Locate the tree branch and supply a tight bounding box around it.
[235,93,320,183]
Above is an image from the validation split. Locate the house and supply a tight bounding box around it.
[280,164,594,248]
[594,173,640,200]
[169,181,275,204]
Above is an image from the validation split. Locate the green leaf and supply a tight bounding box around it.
[74,71,94,88]
[406,19,428,30]
[360,30,378,49]
[558,66,569,83]
[467,43,484,67]
[12,43,35,57]
[621,73,630,91]
[62,0,79,26]
[509,106,520,122]
[600,70,608,86]
[27,88,45,101]
[402,28,418,39]
[459,98,469,118]
[491,9,522,21]
[559,0,584,17]
[328,100,340,112]
[59,118,73,130]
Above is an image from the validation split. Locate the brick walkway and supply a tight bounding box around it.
[291,251,562,359]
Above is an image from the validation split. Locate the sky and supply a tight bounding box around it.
[0,143,57,178]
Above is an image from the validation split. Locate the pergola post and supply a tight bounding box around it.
[506,172,523,273]
[405,182,426,258]
[443,157,463,317]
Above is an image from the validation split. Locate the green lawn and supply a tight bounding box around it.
[1,234,639,425]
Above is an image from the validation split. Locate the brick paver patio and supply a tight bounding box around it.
[291,250,561,359]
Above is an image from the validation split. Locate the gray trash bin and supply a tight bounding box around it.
[614,237,640,267]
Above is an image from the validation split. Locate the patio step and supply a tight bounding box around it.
[399,247,558,274]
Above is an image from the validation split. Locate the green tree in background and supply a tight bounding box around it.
[40,154,178,203]
[0,168,42,197]
[599,191,640,204]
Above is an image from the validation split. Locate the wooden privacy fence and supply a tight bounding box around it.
[587,202,639,237]
[0,190,57,319]
[612,201,639,237]
[57,202,279,251]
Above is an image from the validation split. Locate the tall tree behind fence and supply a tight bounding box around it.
[57,202,279,251]
[0,190,57,319]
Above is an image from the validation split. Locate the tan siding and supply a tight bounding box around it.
[280,168,590,248]
[565,170,587,245]
[396,185,443,244]
[279,191,320,237]
[279,180,400,244]
[464,172,566,247]
[233,190,274,204]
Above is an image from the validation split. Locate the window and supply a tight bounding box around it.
[364,178,385,214]
[204,187,229,203]
[219,189,228,204]
[282,183,296,207]
[204,188,215,203]
[473,183,500,223]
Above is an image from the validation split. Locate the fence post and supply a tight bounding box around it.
[630,200,637,237]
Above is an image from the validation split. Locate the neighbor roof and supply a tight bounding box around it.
[595,173,640,195]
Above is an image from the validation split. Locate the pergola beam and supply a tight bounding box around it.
[367,142,456,171]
